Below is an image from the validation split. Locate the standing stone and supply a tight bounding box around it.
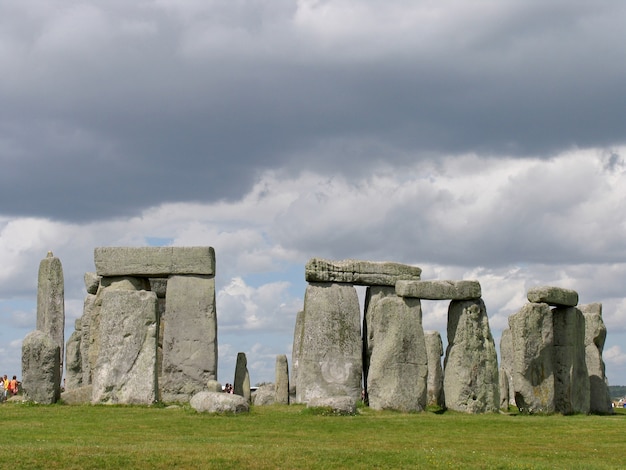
[364,286,427,412]
[64,321,82,390]
[508,303,555,413]
[552,306,590,414]
[275,355,290,405]
[444,299,499,413]
[580,303,612,414]
[424,331,445,408]
[234,352,251,402]
[291,310,304,400]
[160,275,217,403]
[499,329,516,409]
[80,293,97,386]
[36,251,65,376]
[91,289,158,404]
[22,330,61,404]
[296,283,362,403]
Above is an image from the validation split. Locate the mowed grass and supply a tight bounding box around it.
[0,403,624,469]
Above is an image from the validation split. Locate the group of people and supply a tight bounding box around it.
[223,383,234,393]
[1,375,19,402]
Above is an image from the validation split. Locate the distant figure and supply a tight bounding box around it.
[2,375,8,401]
[9,376,18,396]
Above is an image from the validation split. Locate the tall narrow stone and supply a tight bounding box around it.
[499,329,515,409]
[364,286,427,412]
[580,303,612,414]
[160,275,217,403]
[22,330,61,404]
[424,331,445,408]
[36,251,65,376]
[234,352,251,402]
[275,354,290,405]
[296,283,362,403]
[508,303,555,413]
[64,319,82,390]
[291,310,304,400]
[444,299,499,413]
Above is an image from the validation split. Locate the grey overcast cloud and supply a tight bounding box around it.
[1,1,626,386]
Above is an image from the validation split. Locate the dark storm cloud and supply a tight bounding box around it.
[1,1,625,222]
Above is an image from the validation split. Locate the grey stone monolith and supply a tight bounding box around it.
[296,283,362,403]
[508,302,555,413]
[527,286,578,307]
[291,310,304,399]
[22,330,61,404]
[396,280,481,300]
[36,251,65,376]
[499,328,515,409]
[580,303,612,414]
[64,323,82,390]
[275,355,289,405]
[552,306,589,414]
[425,330,445,408]
[364,286,427,412]
[234,352,251,402]
[444,299,499,413]
[80,293,97,386]
[305,258,421,286]
[160,275,217,402]
[91,289,158,404]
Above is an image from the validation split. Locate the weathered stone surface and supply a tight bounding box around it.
[160,275,217,403]
[275,355,289,405]
[580,303,612,414]
[305,258,421,286]
[84,272,100,295]
[190,391,249,413]
[552,306,589,414]
[206,380,223,393]
[22,330,61,404]
[61,385,93,405]
[307,396,357,415]
[92,289,158,404]
[64,329,82,390]
[499,329,515,409]
[149,278,168,298]
[253,384,275,406]
[508,303,555,413]
[424,331,445,408]
[527,286,578,307]
[291,310,304,399]
[94,246,216,276]
[36,251,65,375]
[80,293,97,386]
[396,280,481,300]
[234,352,251,403]
[364,286,427,412]
[444,299,499,413]
[296,283,362,403]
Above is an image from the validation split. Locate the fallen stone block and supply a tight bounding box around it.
[190,391,249,413]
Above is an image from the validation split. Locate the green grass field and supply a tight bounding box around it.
[1,402,624,469]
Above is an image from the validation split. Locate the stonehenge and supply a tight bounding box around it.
[23,249,614,415]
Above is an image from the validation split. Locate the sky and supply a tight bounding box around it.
[1,1,626,388]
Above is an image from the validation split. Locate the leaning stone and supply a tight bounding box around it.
[36,251,65,376]
[275,355,290,405]
[160,275,217,403]
[527,286,578,307]
[552,306,589,414]
[499,329,516,409]
[305,258,421,286]
[94,246,216,276]
[91,289,158,404]
[190,391,249,413]
[234,352,251,402]
[396,280,481,300]
[61,385,93,405]
[508,303,555,413]
[364,286,427,412]
[444,299,499,413]
[84,272,101,295]
[580,303,612,414]
[206,380,223,393]
[424,331,445,408]
[296,283,362,403]
[22,330,61,404]
[307,396,357,415]
[253,384,276,406]
[64,329,82,390]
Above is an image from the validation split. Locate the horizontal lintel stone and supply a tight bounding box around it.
[527,286,578,307]
[94,247,215,277]
[395,280,481,300]
[305,258,421,286]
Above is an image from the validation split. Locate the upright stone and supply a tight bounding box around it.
[296,283,362,403]
[36,251,65,376]
[444,299,499,413]
[364,286,427,411]
[508,303,555,413]
[64,320,82,390]
[305,258,421,286]
[275,355,290,405]
[22,330,61,404]
[424,331,445,408]
[291,310,304,400]
[552,306,590,414]
[234,352,251,402]
[499,329,515,409]
[91,289,158,404]
[580,303,612,414]
[161,275,217,402]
